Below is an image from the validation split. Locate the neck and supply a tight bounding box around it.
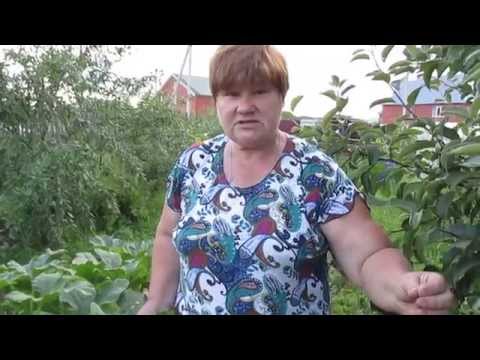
[230,131,286,160]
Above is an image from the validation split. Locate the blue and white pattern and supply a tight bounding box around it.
[166,134,359,315]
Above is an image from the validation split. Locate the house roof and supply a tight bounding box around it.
[169,73,212,96]
[391,76,466,105]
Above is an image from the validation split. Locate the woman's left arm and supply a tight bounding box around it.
[321,194,456,315]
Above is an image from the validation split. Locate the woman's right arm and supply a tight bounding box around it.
[137,201,181,315]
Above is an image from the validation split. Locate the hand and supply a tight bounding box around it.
[394,272,456,315]
[137,299,160,315]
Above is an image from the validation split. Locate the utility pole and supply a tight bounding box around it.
[173,45,192,117]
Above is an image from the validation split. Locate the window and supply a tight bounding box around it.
[433,105,444,118]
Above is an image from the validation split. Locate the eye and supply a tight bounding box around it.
[254,89,267,95]
[224,91,239,97]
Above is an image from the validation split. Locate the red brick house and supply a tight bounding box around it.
[160,73,215,116]
[380,77,469,125]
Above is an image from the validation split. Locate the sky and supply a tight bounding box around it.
[1,45,407,122]
[110,45,406,122]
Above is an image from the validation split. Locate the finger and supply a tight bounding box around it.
[417,272,449,297]
[397,302,450,315]
[398,274,421,301]
[416,290,456,311]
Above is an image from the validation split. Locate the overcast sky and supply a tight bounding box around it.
[1,45,407,121]
[110,45,408,122]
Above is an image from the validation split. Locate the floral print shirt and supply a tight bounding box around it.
[166,134,359,315]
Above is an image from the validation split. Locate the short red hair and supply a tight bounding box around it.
[209,45,289,100]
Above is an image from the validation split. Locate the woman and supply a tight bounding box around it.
[138,45,455,315]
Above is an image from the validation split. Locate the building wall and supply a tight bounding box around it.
[161,77,214,116]
[193,96,215,116]
[381,103,469,124]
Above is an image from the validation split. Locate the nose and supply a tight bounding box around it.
[237,94,256,115]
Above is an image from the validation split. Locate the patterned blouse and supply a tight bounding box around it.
[166,134,359,315]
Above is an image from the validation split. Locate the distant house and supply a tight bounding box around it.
[160,73,215,116]
[380,76,468,125]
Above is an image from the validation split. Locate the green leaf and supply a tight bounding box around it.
[463,63,480,83]
[32,272,66,296]
[447,224,480,241]
[443,107,470,120]
[340,84,355,96]
[5,291,34,303]
[351,54,370,62]
[72,252,99,266]
[407,86,423,107]
[94,248,122,269]
[352,49,366,56]
[60,280,96,314]
[406,45,420,58]
[321,90,337,102]
[331,75,340,87]
[336,97,348,112]
[369,97,394,109]
[421,61,439,88]
[290,95,303,113]
[381,45,395,62]
[445,171,478,187]
[448,142,480,156]
[464,48,480,66]
[452,258,480,283]
[90,302,106,315]
[399,140,435,158]
[96,278,130,305]
[372,71,391,83]
[470,96,480,118]
[388,60,411,70]
[118,289,145,315]
[461,155,480,168]
[281,111,295,119]
[390,66,415,76]
[409,210,423,229]
[436,192,454,218]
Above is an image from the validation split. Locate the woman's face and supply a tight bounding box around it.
[215,83,284,149]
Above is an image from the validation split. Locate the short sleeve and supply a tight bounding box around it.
[315,153,362,224]
[165,155,186,214]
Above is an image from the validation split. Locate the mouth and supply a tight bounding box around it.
[237,120,260,125]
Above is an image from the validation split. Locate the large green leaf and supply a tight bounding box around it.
[407,86,423,107]
[443,107,470,120]
[90,302,106,315]
[5,291,34,303]
[409,209,423,229]
[448,142,480,156]
[372,71,391,83]
[290,95,303,113]
[447,224,480,241]
[463,62,480,83]
[399,140,435,158]
[421,61,439,88]
[340,84,355,96]
[59,280,96,314]
[321,90,337,102]
[32,272,66,296]
[94,248,122,269]
[471,96,480,118]
[461,155,480,168]
[436,192,454,219]
[72,252,99,266]
[118,289,145,315]
[381,45,395,62]
[369,98,394,109]
[445,171,479,187]
[351,54,370,62]
[388,60,411,70]
[96,278,130,305]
